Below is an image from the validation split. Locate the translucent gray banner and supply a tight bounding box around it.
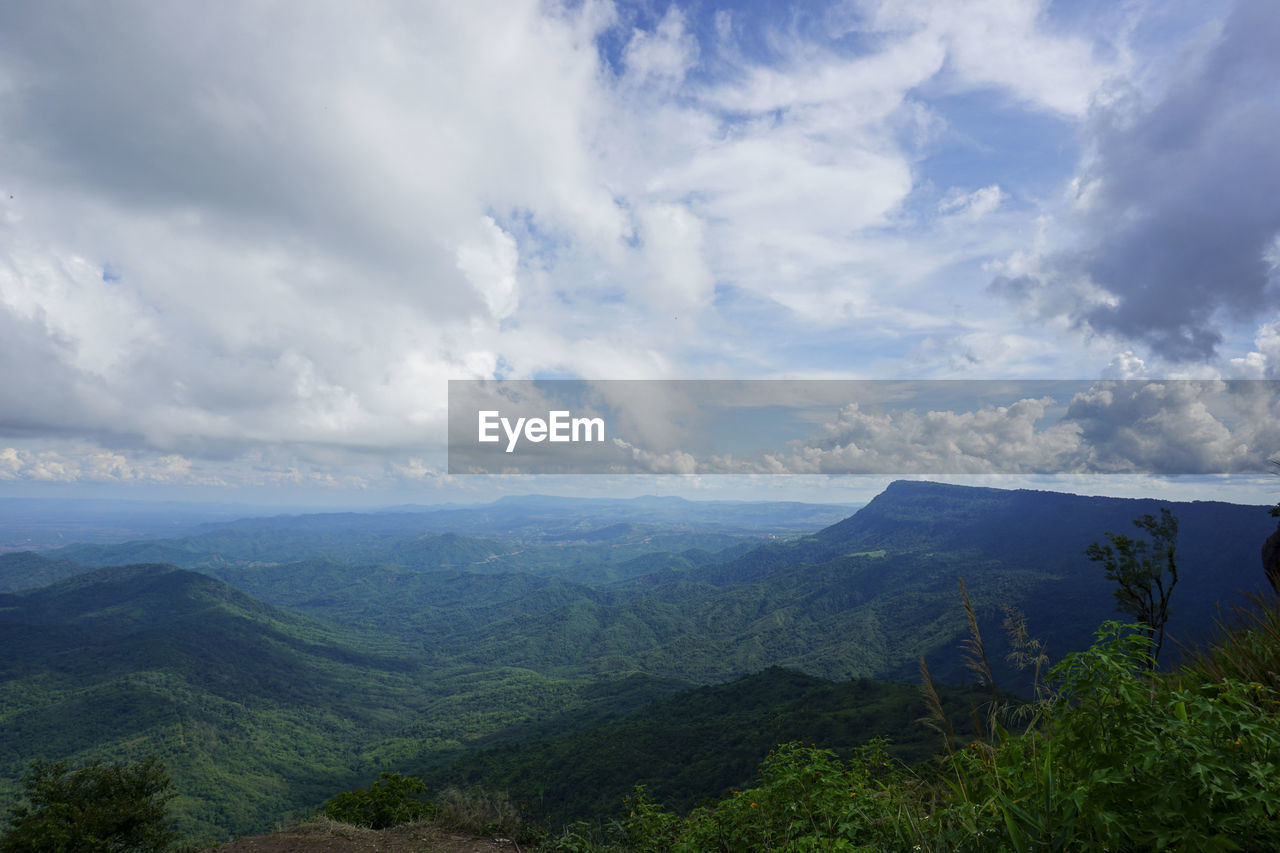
[447,379,1280,475]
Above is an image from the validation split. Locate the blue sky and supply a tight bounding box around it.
[0,0,1277,507]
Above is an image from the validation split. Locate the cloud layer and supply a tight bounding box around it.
[449,380,1280,477]
[0,1,1274,492]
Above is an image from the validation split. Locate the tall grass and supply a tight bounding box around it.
[1179,591,1280,700]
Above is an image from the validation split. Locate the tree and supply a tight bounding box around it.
[0,755,178,853]
[1085,508,1179,665]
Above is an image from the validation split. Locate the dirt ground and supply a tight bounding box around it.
[203,819,527,853]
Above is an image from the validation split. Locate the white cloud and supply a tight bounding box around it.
[939,185,1006,221]
[850,0,1119,116]
[611,438,699,475]
[633,202,714,316]
[0,1,1266,496]
[456,217,520,321]
[621,6,698,92]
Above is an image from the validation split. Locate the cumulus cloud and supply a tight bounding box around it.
[610,438,699,475]
[0,445,209,484]
[991,0,1280,361]
[782,396,1084,474]
[0,0,616,468]
[1064,382,1243,473]
[620,5,699,93]
[780,382,1280,475]
[0,1,1260,494]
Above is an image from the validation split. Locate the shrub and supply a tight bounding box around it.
[322,772,434,829]
[613,786,680,853]
[622,739,909,852]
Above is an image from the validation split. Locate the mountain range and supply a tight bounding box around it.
[0,481,1274,840]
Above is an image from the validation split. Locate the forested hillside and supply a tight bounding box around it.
[1,482,1274,842]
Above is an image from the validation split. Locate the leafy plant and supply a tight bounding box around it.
[613,786,680,853]
[321,772,434,829]
[935,622,1280,851]
[631,740,910,852]
[0,755,178,853]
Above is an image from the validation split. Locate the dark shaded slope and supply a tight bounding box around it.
[416,667,992,825]
[659,481,1274,682]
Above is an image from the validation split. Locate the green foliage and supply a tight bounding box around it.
[0,755,178,853]
[321,772,434,829]
[614,740,909,852]
[613,787,680,853]
[1086,508,1179,663]
[930,622,1280,851]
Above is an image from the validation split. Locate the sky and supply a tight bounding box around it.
[1,0,1279,509]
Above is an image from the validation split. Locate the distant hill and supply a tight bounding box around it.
[37,495,853,583]
[0,550,88,592]
[665,480,1277,684]
[81,482,1270,691]
[26,483,1269,690]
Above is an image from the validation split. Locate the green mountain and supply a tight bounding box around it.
[0,564,430,838]
[223,481,1269,690]
[2,481,1275,843]
[0,550,88,593]
[0,564,685,841]
[62,481,1268,692]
